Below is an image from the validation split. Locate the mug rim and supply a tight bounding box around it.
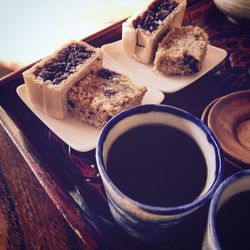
[96,104,224,215]
[208,169,250,249]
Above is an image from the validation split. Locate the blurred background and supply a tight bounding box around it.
[0,0,149,76]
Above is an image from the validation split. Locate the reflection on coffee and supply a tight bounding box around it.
[216,190,250,250]
[107,124,207,207]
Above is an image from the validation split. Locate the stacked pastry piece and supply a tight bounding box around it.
[122,0,208,75]
[154,25,208,75]
[23,40,146,128]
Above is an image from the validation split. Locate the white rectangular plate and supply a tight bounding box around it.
[102,40,227,93]
[17,82,164,152]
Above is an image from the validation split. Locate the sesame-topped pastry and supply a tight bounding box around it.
[154,26,208,75]
[122,0,187,64]
[22,40,102,119]
[67,68,147,128]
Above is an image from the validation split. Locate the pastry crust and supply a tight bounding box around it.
[122,0,187,64]
[22,40,102,119]
[154,26,208,75]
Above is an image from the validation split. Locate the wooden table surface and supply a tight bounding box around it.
[0,0,249,249]
[0,125,87,249]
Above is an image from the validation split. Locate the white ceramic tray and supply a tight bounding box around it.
[17,82,164,152]
[102,40,227,93]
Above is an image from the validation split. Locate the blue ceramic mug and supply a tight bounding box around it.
[203,170,250,250]
[96,104,223,241]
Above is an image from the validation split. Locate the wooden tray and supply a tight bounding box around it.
[1,0,250,249]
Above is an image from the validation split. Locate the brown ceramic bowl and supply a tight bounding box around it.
[201,98,220,125]
[207,90,250,166]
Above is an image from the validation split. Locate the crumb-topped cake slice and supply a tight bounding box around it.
[122,0,187,64]
[67,68,147,128]
[23,40,102,119]
[154,26,208,75]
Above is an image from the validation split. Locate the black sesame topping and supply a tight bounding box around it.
[183,55,199,73]
[133,0,178,33]
[98,69,119,80]
[194,34,200,41]
[35,43,94,85]
[67,99,75,109]
[104,89,117,96]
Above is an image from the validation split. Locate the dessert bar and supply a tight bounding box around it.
[23,40,102,119]
[122,0,187,64]
[67,68,147,128]
[154,26,208,75]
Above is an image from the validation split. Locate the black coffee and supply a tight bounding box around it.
[107,124,207,207]
[216,190,250,250]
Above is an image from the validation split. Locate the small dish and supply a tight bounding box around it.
[208,90,250,165]
[201,97,243,169]
[201,98,220,125]
[16,83,164,152]
[101,40,227,93]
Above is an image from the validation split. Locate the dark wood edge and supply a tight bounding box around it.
[0,107,106,249]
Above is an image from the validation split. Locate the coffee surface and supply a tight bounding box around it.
[216,190,250,250]
[107,124,207,207]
